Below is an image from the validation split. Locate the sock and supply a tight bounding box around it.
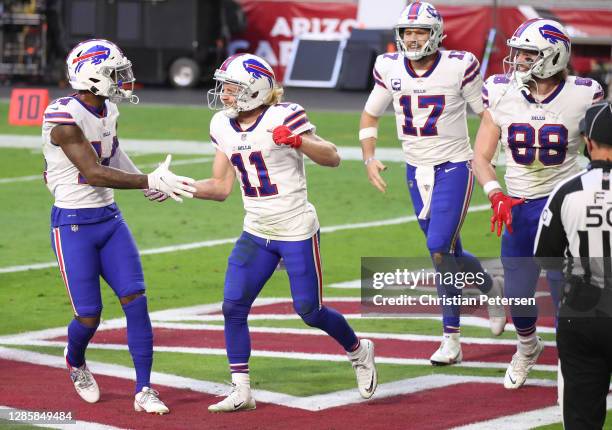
[444,332,460,342]
[517,332,538,355]
[230,363,249,375]
[66,319,98,368]
[443,322,460,334]
[231,371,250,387]
[347,339,363,359]
[458,251,493,294]
[122,295,153,394]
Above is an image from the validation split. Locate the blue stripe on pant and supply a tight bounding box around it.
[223,231,358,365]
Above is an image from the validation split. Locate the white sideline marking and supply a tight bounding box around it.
[0,157,212,185]
[0,134,407,161]
[0,204,491,274]
[0,346,556,412]
[0,405,124,430]
[453,394,612,430]
[0,297,558,373]
[146,321,557,348]
[1,339,556,372]
[182,312,552,335]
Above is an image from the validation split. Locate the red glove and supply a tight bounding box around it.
[489,192,525,236]
[272,125,302,148]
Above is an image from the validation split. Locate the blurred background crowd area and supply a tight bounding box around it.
[0,0,610,98]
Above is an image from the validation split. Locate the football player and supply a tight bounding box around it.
[359,1,505,366]
[194,53,377,412]
[43,39,196,413]
[472,19,604,389]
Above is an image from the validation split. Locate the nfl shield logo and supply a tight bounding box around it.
[241,134,247,141]
[391,79,401,91]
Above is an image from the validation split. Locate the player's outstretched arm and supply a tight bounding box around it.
[472,110,500,189]
[298,131,341,168]
[52,124,149,189]
[110,146,169,202]
[473,110,524,236]
[51,124,195,201]
[360,110,387,193]
[192,150,236,201]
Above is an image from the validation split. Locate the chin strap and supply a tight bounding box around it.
[223,107,239,119]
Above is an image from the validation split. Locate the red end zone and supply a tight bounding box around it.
[0,358,556,430]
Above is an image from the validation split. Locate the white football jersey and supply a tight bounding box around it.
[42,96,119,209]
[210,103,319,241]
[484,75,604,199]
[368,50,484,166]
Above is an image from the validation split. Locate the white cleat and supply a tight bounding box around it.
[208,384,256,413]
[134,387,170,415]
[487,276,507,336]
[430,333,462,366]
[504,338,544,389]
[348,339,378,399]
[64,346,100,404]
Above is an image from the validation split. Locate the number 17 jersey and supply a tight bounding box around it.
[210,103,318,241]
[370,50,484,166]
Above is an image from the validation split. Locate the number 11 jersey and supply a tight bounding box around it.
[210,103,319,241]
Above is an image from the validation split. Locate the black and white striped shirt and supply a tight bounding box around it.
[534,160,612,290]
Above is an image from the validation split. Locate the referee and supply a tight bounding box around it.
[534,101,612,430]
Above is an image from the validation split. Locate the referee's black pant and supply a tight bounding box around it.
[557,317,612,430]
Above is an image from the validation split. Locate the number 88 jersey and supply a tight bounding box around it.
[210,102,319,241]
[484,75,604,199]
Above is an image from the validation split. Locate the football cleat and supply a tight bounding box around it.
[430,333,462,366]
[348,339,378,399]
[208,384,256,413]
[487,276,507,336]
[504,338,544,389]
[134,387,170,414]
[64,346,100,403]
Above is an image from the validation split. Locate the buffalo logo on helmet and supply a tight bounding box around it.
[538,24,570,50]
[242,58,274,86]
[426,5,440,19]
[73,45,111,73]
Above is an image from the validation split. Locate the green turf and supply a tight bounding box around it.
[0,210,501,336]
[209,318,556,342]
[0,101,480,149]
[0,102,558,424]
[0,420,50,430]
[7,345,555,397]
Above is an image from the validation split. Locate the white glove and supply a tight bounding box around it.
[143,189,169,202]
[147,155,196,202]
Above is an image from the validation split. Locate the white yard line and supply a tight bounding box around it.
[0,339,557,372]
[0,204,491,274]
[146,321,557,348]
[0,346,556,411]
[0,405,124,430]
[0,134,407,161]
